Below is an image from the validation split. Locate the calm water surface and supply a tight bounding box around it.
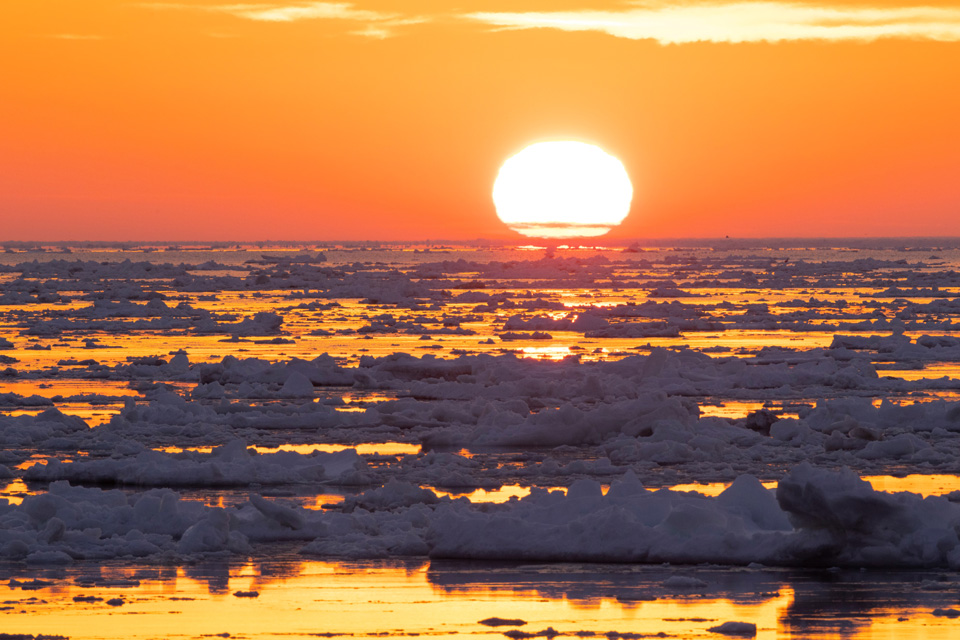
[4,555,960,640]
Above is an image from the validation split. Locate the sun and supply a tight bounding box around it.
[493,141,633,239]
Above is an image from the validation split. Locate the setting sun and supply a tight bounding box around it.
[493,141,634,239]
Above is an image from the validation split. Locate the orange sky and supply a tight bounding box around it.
[2,1,959,240]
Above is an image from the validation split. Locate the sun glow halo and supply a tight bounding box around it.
[493,141,633,239]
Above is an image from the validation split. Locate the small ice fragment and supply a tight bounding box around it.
[9,578,55,590]
[250,494,305,530]
[25,550,72,564]
[73,595,104,603]
[503,627,559,639]
[280,371,314,398]
[479,617,527,627]
[233,590,260,598]
[708,621,757,636]
[918,579,955,591]
[932,608,960,618]
[663,576,708,589]
[106,598,124,607]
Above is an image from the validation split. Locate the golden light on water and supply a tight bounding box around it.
[493,141,633,239]
[0,559,799,639]
[7,559,960,640]
[667,475,960,498]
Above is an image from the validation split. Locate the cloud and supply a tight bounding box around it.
[141,2,424,37]
[211,2,389,23]
[464,2,960,44]
[348,17,430,39]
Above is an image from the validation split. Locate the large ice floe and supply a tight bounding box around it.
[5,241,960,567]
[5,464,960,568]
[23,439,369,486]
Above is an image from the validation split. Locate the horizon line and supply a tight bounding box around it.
[4,236,960,245]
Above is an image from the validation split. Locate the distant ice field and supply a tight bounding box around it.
[4,240,960,572]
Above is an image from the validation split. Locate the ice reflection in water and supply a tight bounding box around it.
[698,401,801,421]
[429,476,960,502]
[668,474,960,498]
[3,558,960,639]
[158,442,420,456]
[432,484,533,502]
[880,362,960,381]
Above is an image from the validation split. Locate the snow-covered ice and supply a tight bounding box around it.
[5,242,960,570]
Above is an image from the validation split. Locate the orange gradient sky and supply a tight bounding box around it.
[2,1,959,240]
